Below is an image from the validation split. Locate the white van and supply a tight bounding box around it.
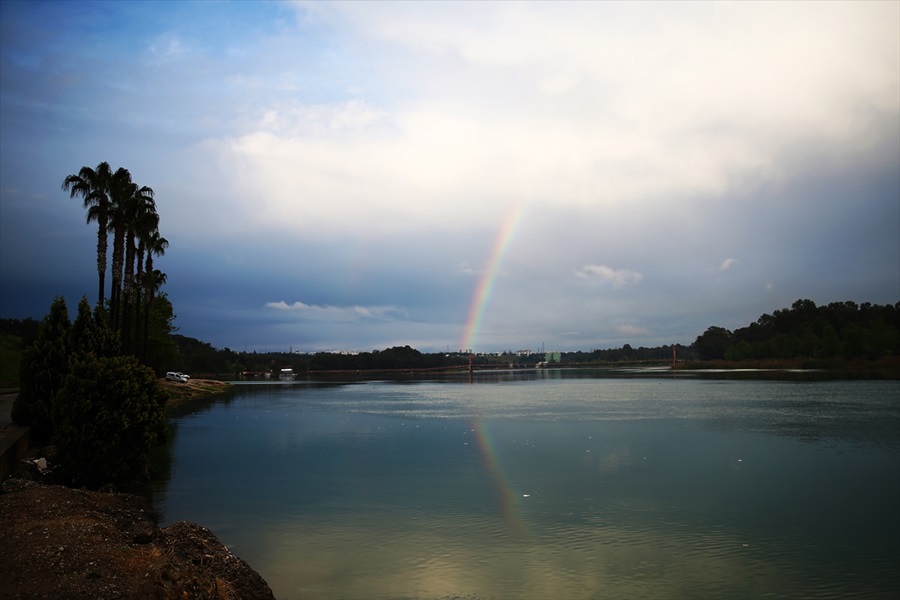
[166,371,189,383]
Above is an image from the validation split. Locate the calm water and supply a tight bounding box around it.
[151,372,900,600]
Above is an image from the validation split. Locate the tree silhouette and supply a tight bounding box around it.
[62,162,113,307]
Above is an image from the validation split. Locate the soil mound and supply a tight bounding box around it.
[0,478,274,599]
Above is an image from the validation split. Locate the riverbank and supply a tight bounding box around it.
[0,378,276,599]
[0,478,275,599]
[159,378,231,409]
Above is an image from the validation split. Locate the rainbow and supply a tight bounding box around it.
[458,204,531,536]
[468,417,529,538]
[459,204,526,352]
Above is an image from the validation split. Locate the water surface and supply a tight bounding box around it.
[152,374,900,599]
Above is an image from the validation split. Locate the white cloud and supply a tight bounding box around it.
[198,1,899,241]
[575,265,644,289]
[457,262,481,276]
[255,100,389,137]
[616,324,650,338]
[266,301,329,312]
[704,258,739,275]
[265,301,406,321]
[146,32,191,62]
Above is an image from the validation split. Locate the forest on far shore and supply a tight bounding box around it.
[3,298,897,385]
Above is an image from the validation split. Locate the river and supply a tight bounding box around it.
[151,371,900,599]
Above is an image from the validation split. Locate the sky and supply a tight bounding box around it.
[1,1,898,354]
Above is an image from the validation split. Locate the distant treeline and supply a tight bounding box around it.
[165,339,703,378]
[166,337,471,377]
[691,299,899,361]
[2,299,897,383]
[565,344,696,364]
[167,298,897,375]
[1,317,40,345]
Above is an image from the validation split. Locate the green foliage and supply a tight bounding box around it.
[307,346,456,371]
[142,293,178,375]
[70,297,119,358]
[0,333,24,387]
[693,326,733,360]
[0,317,41,342]
[11,297,72,440]
[52,354,168,488]
[10,295,173,487]
[171,333,223,374]
[700,299,899,362]
[0,318,41,380]
[3,160,176,486]
[167,339,462,376]
[565,344,693,364]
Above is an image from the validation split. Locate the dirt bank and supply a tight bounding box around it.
[0,477,274,599]
[159,377,231,409]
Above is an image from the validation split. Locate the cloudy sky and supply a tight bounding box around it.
[1,1,898,354]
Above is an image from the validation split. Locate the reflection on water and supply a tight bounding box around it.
[152,375,900,599]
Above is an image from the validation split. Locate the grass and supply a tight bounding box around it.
[159,378,231,411]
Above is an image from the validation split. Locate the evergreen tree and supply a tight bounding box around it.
[70,296,119,360]
[11,297,72,440]
[52,354,168,488]
[143,292,179,375]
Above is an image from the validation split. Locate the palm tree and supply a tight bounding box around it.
[141,268,167,360]
[107,167,134,331]
[143,231,169,288]
[121,183,156,353]
[108,169,155,335]
[141,230,169,351]
[62,162,113,307]
[133,217,162,354]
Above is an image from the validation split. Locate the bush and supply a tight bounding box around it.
[52,354,168,488]
[12,296,71,440]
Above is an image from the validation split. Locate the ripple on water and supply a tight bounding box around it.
[159,379,900,600]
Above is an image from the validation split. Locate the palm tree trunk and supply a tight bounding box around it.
[133,240,146,356]
[108,167,133,338]
[142,258,155,361]
[96,216,107,308]
[110,223,125,334]
[122,229,136,354]
[143,269,165,362]
[142,275,152,361]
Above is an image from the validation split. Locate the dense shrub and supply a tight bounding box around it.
[52,354,168,488]
[11,296,71,440]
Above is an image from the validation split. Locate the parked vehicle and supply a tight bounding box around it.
[165,371,189,383]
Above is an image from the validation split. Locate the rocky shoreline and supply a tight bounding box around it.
[0,474,275,599]
[1,379,276,599]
